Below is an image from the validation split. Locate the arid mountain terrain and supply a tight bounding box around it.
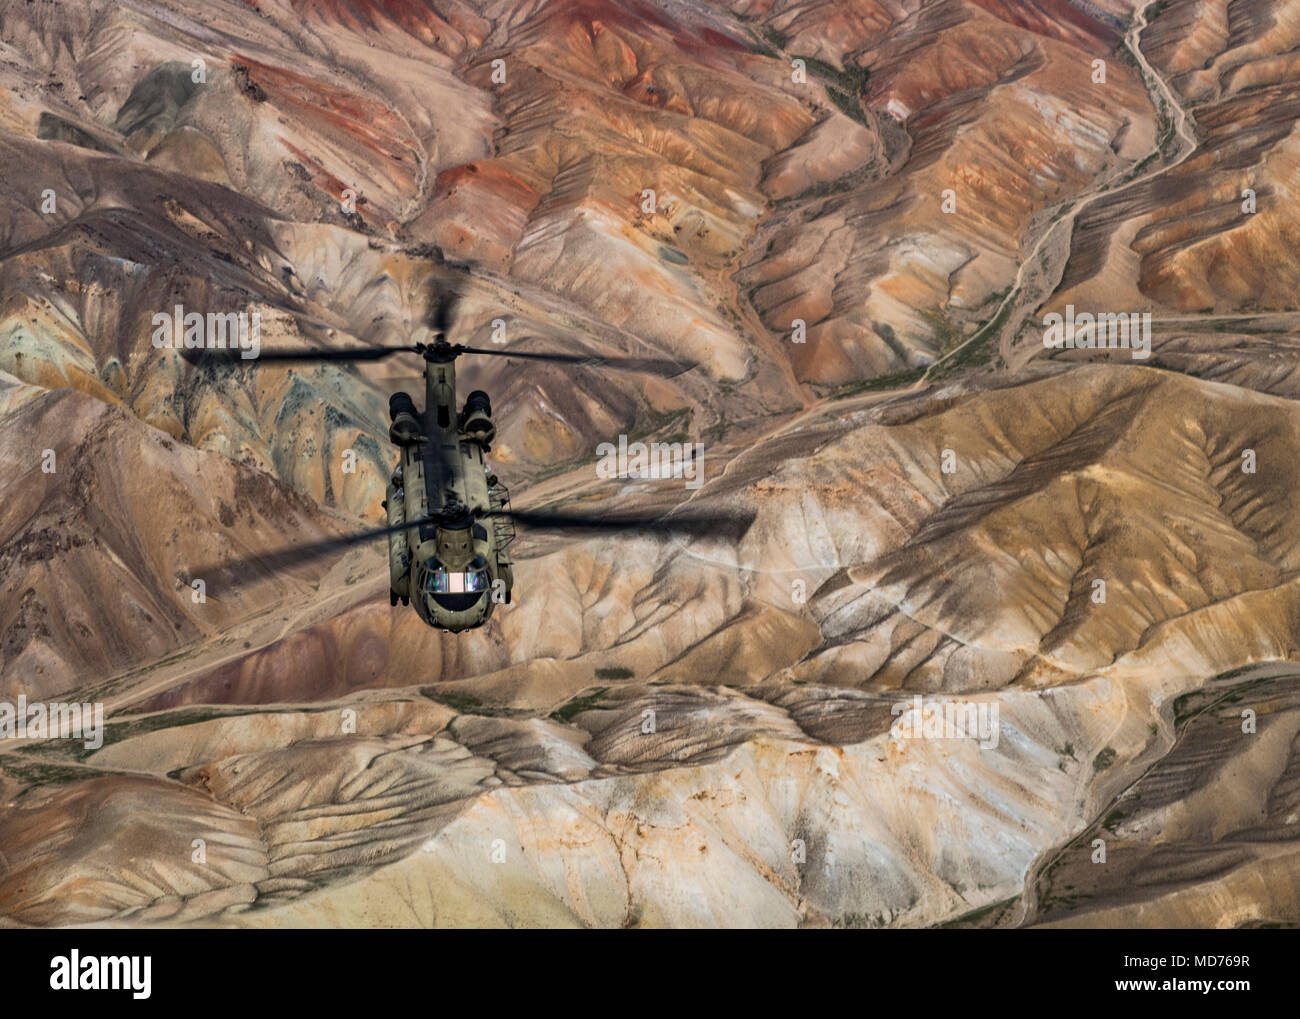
[2,0,1300,928]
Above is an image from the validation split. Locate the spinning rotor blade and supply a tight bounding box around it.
[485,507,750,538]
[456,345,695,378]
[430,288,458,337]
[191,502,750,593]
[191,514,438,581]
[200,339,694,377]
[201,344,418,364]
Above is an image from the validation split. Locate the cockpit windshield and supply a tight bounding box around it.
[421,559,489,609]
[423,568,488,594]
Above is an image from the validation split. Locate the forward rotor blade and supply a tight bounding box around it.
[456,345,695,378]
[201,344,418,364]
[191,514,435,582]
[486,507,750,538]
[189,502,751,592]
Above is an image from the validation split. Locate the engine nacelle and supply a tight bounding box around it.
[389,391,421,445]
[461,389,495,446]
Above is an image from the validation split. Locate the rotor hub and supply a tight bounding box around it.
[420,338,460,364]
[438,500,474,529]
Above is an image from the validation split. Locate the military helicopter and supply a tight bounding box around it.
[198,290,743,632]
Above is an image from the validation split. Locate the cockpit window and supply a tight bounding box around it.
[422,560,488,596]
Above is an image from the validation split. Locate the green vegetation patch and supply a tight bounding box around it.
[829,367,925,400]
[550,686,611,723]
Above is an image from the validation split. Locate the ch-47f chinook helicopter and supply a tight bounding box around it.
[201,290,743,632]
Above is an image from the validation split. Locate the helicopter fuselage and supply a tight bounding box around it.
[384,352,514,631]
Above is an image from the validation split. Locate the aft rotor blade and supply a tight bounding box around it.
[486,507,750,538]
[456,345,695,378]
[430,286,459,337]
[191,514,435,581]
[202,344,418,364]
